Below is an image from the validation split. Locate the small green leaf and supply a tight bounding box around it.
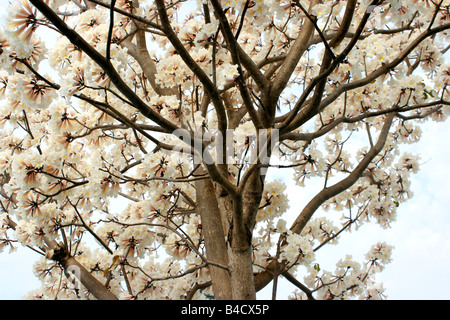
[103,255,120,277]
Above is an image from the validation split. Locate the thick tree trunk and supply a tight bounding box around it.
[228,204,257,300]
[195,168,259,300]
[229,245,256,299]
[227,171,264,300]
[195,175,232,300]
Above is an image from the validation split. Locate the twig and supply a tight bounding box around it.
[295,0,336,60]
[67,198,113,255]
[186,281,212,300]
[234,0,251,40]
[106,0,117,61]
[428,0,444,30]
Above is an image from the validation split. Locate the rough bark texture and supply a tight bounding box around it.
[195,175,232,300]
[229,245,256,299]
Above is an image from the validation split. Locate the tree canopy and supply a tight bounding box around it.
[0,0,449,300]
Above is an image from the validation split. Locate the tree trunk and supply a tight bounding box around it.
[195,175,232,300]
[228,204,256,300]
[195,168,259,300]
[227,171,264,300]
[229,245,256,299]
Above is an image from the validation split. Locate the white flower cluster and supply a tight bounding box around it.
[256,180,289,222]
[301,216,340,246]
[291,242,393,300]
[279,231,315,268]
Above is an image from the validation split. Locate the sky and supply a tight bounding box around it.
[1,1,450,300]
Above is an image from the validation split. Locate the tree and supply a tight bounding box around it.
[0,0,449,300]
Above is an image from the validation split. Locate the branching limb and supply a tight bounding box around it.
[5,215,118,300]
[210,0,267,128]
[186,281,212,300]
[289,112,395,235]
[314,22,450,129]
[73,93,181,153]
[255,112,394,293]
[120,0,177,96]
[295,0,336,60]
[280,99,450,143]
[67,198,113,255]
[277,0,379,133]
[88,0,162,30]
[282,271,315,300]
[154,0,227,133]
[29,0,180,133]
[269,0,320,113]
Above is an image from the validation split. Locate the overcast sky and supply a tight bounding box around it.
[1,3,450,300]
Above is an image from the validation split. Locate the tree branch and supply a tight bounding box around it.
[280,99,450,143]
[314,22,450,126]
[4,216,118,300]
[106,0,116,61]
[73,93,180,153]
[154,0,238,197]
[289,112,395,235]
[88,0,162,30]
[255,112,394,293]
[282,271,315,300]
[120,0,177,96]
[210,0,267,127]
[268,0,320,111]
[278,0,361,134]
[295,0,336,60]
[29,0,180,134]
[154,0,227,133]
